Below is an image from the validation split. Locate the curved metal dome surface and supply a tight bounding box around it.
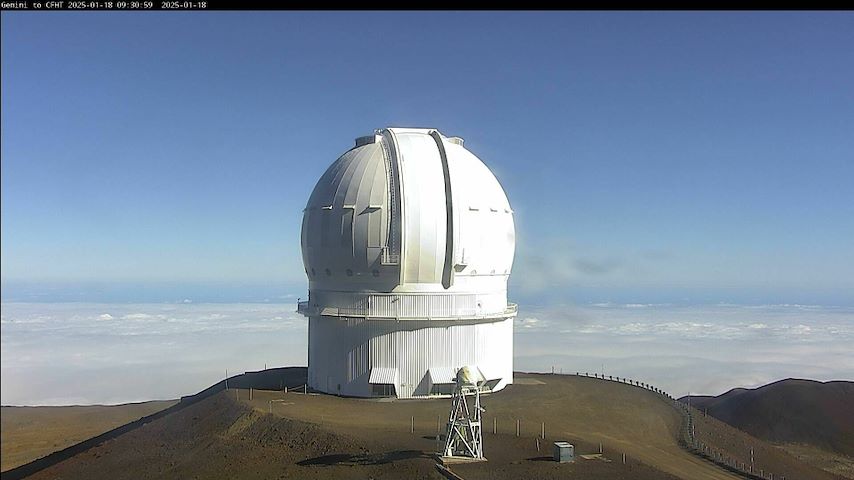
[301,128,515,302]
[298,127,517,399]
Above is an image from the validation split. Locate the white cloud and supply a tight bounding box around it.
[98,313,114,321]
[787,324,813,336]
[1,302,307,405]
[515,303,854,395]
[517,317,543,329]
[1,302,851,404]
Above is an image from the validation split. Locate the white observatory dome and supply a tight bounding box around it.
[301,127,515,317]
[298,127,517,399]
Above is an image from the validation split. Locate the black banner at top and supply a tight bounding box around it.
[1,2,837,11]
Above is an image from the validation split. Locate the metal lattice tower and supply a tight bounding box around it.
[442,367,485,459]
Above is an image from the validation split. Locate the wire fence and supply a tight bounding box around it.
[573,371,785,480]
[224,367,786,479]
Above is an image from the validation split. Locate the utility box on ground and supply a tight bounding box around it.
[553,442,575,463]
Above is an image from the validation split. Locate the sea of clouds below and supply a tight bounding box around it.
[1,302,852,405]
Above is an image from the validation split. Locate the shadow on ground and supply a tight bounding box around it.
[297,450,430,466]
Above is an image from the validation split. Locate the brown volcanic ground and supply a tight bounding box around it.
[0,400,177,471]
[23,389,681,480]
[683,379,854,455]
[682,378,854,478]
[687,405,847,480]
[6,371,841,480]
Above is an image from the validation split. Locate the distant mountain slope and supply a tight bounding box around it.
[0,400,177,472]
[681,379,854,456]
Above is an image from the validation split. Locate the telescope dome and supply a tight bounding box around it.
[298,127,517,399]
[301,128,515,305]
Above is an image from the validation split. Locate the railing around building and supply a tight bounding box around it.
[297,295,517,321]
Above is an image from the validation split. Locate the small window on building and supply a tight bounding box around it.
[430,383,455,396]
[371,383,395,397]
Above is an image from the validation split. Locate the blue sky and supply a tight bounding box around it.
[2,12,853,306]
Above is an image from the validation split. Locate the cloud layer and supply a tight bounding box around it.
[1,303,306,405]
[1,302,852,404]
[514,303,854,396]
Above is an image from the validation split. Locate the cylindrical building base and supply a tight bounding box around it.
[307,316,513,398]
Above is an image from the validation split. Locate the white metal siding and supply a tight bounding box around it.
[308,315,514,399]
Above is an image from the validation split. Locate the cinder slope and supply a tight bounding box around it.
[10,371,840,480]
[687,405,844,480]
[23,385,680,480]
[243,373,741,480]
[25,392,438,480]
[684,379,854,456]
[1,400,176,471]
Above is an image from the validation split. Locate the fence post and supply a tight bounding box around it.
[410,416,414,433]
[516,419,520,437]
[493,417,496,435]
[541,422,545,439]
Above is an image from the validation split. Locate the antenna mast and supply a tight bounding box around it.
[441,366,485,460]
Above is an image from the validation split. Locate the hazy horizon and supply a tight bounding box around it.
[3,300,852,406]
